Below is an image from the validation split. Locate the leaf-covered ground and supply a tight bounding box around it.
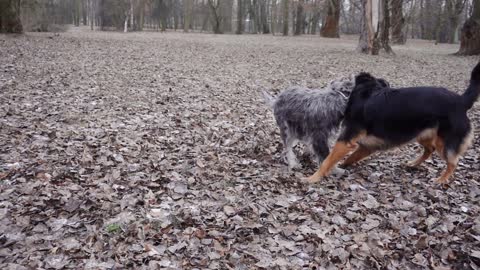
[1,29,480,269]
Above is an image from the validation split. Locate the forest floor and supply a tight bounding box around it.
[1,28,480,269]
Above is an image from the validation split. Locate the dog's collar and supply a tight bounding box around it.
[336,91,349,100]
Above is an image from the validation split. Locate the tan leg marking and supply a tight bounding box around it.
[306,133,366,183]
[434,136,445,159]
[407,138,435,167]
[435,128,474,184]
[342,145,375,167]
[435,161,457,184]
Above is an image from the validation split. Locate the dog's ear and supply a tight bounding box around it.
[354,72,379,98]
[355,72,376,85]
[377,78,390,88]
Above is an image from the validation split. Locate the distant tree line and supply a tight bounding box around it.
[2,0,480,55]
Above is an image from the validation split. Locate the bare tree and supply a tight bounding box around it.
[282,0,289,35]
[391,0,406,44]
[89,0,96,30]
[260,0,269,33]
[184,0,193,32]
[0,0,23,33]
[457,0,480,55]
[221,0,233,32]
[445,0,467,43]
[320,0,340,38]
[271,0,277,34]
[236,0,244,34]
[358,0,393,55]
[309,0,321,34]
[82,0,88,25]
[294,0,304,35]
[207,0,223,34]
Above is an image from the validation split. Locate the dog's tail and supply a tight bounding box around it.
[462,62,480,110]
[261,90,276,108]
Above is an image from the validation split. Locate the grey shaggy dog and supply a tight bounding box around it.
[262,76,357,170]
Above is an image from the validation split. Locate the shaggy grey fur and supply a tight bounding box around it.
[263,76,356,170]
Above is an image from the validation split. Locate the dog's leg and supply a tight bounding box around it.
[313,139,345,176]
[279,125,301,170]
[435,159,457,184]
[341,144,375,167]
[435,128,474,184]
[285,137,300,170]
[407,138,435,167]
[312,139,330,164]
[306,137,362,183]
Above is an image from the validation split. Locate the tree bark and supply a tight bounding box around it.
[270,0,276,34]
[309,1,320,34]
[358,0,393,54]
[82,0,88,25]
[391,0,406,44]
[184,0,193,32]
[74,0,82,26]
[139,0,145,31]
[282,0,288,35]
[445,0,467,44]
[320,0,340,38]
[294,0,304,35]
[260,0,269,33]
[457,0,480,55]
[236,0,244,34]
[90,0,95,30]
[0,0,23,33]
[220,0,233,32]
[208,0,223,34]
[378,0,393,53]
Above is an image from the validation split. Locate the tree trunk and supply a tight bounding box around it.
[457,0,480,55]
[445,0,467,44]
[208,0,223,34]
[248,0,259,33]
[90,0,95,30]
[221,0,233,33]
[260,0,269,33]
[294,0,304,35]
[74,0,81,26]
[358,0,393,54]
[82,0,88,25]
[310,2,320,34]
[378,0,393,53]
[0,0,23,33]
[282,0,288,35]
[139,0,145,31]
[320,0,340,38]
[236,0,244,34]
[270,0,276,34]
[184,0,193,32]
[391,0,406,44]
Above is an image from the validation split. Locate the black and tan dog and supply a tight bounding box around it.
[307,62,480,184]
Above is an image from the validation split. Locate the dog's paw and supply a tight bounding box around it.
[288,162,302,170]
[405,160,421,168]
[301,175,322,184]
[331,167,346,177]
[434,177,450,187]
